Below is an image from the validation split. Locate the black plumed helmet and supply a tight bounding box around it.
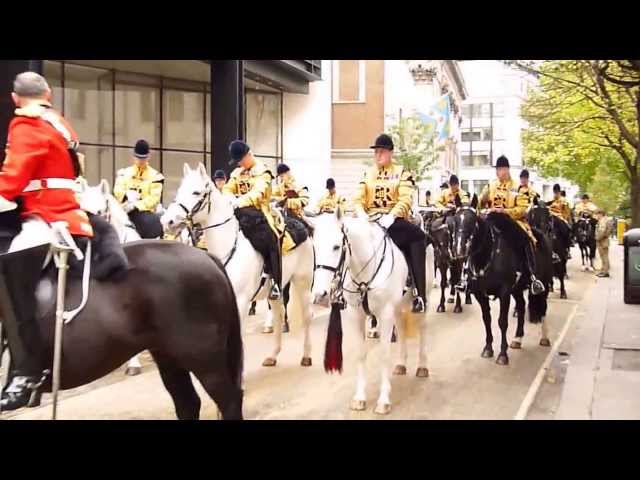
[495,155,510,168]
[228,140,250,166]
[326,178,336,189]
[133,139,150,159]
[581,193,590,200]
[370,133,394,151]
[520,169,530,179]
[213,169,226,180]
[553,183,561,192]
[449,174,459,186]
[440,182,449,189]
[277,163,290,176]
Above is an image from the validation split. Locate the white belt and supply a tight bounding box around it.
[23,178,80,193]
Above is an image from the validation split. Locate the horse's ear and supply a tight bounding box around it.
[183,163,191,177]
[197,163,207,178]
[100,179,110,196]
[470,193,478,209]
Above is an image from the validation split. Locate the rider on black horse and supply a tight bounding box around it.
[223,140,283,301]
[457,155,545,296]
[547,183,573,259]
[0,72,124,411]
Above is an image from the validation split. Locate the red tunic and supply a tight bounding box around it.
[0,104,93,237]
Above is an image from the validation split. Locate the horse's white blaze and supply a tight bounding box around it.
[163,164,315,369]
[312,212,434,413]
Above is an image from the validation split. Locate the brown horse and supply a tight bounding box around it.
[1,239,244,420]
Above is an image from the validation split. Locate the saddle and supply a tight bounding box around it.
[283,216,309,254]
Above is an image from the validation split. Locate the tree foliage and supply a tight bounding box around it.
[512,60,640,223]
[387,114,443,182]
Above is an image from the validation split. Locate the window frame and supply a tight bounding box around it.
[331,60,366,104]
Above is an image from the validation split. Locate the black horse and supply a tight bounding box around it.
[528,200,570,299]
[574,213,596,272]
[451,195,551,365]
[0,230,244,419]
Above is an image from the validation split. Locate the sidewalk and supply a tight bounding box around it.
[555,243,640,419]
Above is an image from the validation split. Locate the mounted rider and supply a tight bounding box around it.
[223,140,283,301]
[113,140,164,239]
[272,163,310,218]
[435,174,470,214]
[517,169,540,203]
[353,133,427,313]
[575,193,599,222]
[548,183,572,225]
[0,72,121,411]
[316,177,346,214]
[471,155,545,295]
[213,169,227,191]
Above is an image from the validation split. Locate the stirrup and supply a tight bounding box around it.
[412,297,426,313]
[269,283,281,300]
[455,280,467,292]
[530,278,545,295]
[552,252,561,263]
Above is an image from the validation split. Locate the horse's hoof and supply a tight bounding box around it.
[540,338,551,347]
[453,305,462,314]
[262,326,274,334]
[125,366,142,376]
[393,365,407,376]
[560,292,568,299]
[374,403,392,415]
[300,357,312,367]
[416,367,430,378]
[465,298,473,305]
[481,348,494,358]
[262,357,277,367]
[350,399,367,411]
[510,341,522,349]
[447,298,455,304]
[436,305,445,313]
[496,354,509,366]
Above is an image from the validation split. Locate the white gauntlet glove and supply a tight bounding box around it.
[123,201,136,213]
[379,213,396,229]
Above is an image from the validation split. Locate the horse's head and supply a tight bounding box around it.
[527,197,550,232]
[78,179,111,218]
[310,207,349,307]
[161,163,216,235]
[451,193,479,260]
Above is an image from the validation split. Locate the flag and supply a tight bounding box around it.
[417,93,451,144]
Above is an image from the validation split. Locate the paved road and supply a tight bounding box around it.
[4,247,596,420]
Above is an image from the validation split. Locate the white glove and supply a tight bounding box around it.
[379,213,396,229]
[230,196,241,210]
[0,195,17,213]
[123,201,136,213]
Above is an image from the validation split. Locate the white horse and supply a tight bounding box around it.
[77,179,144,376]
[161,163,315,367]
[309,209,434,415]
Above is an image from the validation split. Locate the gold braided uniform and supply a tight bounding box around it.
[316,191,347,213]
[113,164,164,212]
[435,187,470,209]
[548,197,572,224]
[272,173,310,218]
[223,161,299,254]
[575,200,598,218]
[353,164,414,218]
[480,178,537,244]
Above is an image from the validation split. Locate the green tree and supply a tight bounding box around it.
[387,114,442,182]
[511,60,640,225]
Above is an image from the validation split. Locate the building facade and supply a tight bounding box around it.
[329,60,467,204]
[0,60,328,202]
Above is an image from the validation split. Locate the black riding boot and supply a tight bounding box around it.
[267,234,283,301]
[524,242,545,296]
[406,241,427,313]
[0,244,51,412]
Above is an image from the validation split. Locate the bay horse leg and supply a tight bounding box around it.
[496,292,511,365]
[510,290,526,349]
[192,367,243,420]
[477,294,493,358]
[560,266,568,299]
[151,352,201,420]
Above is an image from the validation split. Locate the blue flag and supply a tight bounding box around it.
[417,93,451,144]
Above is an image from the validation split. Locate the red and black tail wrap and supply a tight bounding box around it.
[324,303,343,374]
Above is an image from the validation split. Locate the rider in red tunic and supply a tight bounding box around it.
[0,72,94,412]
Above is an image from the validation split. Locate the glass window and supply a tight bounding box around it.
[206,93,211,153]
[461,130,481,142]
[475,180,490,194]
[162,151,207,202]
[472,103,491,118]
[461,180,470,192]
[115,74,160,147]
[462,154,490,167]
[80,145,114,188]
[63,63,113,145]
[245,91,281,159]
[492,102,504,117]
[461,104,472,119]
[338,60,360,102]
[162,89,205,151]
[43,61,63,112]
[482,127,492,141]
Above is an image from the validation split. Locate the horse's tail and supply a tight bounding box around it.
[528,290,547,324]
[324,303,343,374]
[207,253,244,389]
